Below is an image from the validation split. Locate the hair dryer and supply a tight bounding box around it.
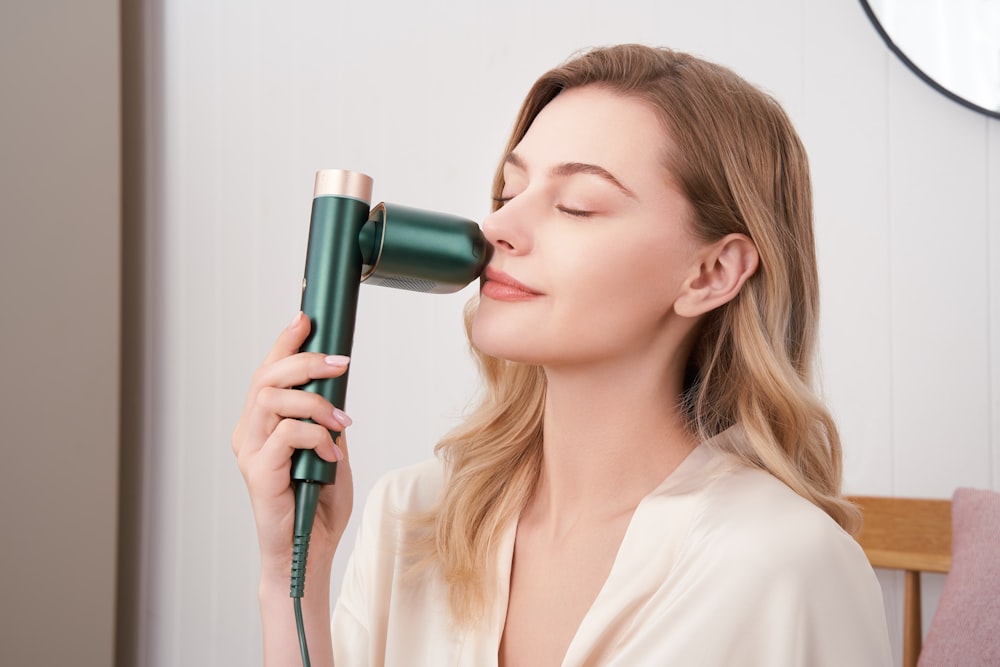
[289,169,490,665]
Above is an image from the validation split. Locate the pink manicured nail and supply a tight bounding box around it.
[332,443,345,461]
[333,408,353,427]
[289,311,303,329]
[325,355,350,367]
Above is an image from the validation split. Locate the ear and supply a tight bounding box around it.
[675,233,759,318]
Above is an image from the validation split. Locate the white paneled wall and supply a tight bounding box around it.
[128,1,1000,665]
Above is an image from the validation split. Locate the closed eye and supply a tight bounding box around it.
[557,205,595,218]
[492,194,595,218]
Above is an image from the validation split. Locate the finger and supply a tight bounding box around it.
[334,433,349,464]
[235,347,351,460]
[261,311,312,366]
[249,418,344,479]
[252,350,350,394]
[246,386,352,446]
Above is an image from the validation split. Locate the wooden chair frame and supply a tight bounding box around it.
[848,496,952,667]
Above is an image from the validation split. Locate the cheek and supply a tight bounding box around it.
[561,241,689,330]
[564,239,677,306]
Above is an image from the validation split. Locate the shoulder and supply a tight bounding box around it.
[349,457,446,564]
[339,457,446,602]
[644,450,891,664]
[690,453,863,577]
[334,458,454,663]
[365,457,446,516]
[588,445,891,665]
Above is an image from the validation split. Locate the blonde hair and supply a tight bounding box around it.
[412,44,858,625]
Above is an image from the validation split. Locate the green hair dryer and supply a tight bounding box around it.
[292,168,491,485]
[288,169,490,664]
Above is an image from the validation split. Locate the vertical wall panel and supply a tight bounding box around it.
[991,120,1000,489]
[885,50,993,652]
[143,2,186,662]
[723,0,804,118]
[211,5,271,664]
[803,0,895,495]
[886,58,992,497]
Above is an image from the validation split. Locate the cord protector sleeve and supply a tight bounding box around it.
[291,480,322,599]
[290,480,324,666]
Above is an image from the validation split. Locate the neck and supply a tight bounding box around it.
[526,355,698,534]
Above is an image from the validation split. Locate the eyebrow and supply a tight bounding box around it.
[504,152,638,200]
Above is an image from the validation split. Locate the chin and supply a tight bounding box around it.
[469,318,513,360]
[470,313,545,365]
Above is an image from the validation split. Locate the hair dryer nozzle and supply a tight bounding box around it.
[360,202,492,293]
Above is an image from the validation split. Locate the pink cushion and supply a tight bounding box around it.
[918,488,1000,667]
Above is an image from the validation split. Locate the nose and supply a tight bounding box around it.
[482,199,532,256]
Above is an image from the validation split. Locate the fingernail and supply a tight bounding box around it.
[325,355,350,367]
[289,311,303,329]
[332,443,345,461]
[333,408,353,427]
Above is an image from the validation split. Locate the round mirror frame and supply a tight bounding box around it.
[859,0,1000,120]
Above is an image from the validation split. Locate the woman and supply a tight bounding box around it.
[233,45,892,665]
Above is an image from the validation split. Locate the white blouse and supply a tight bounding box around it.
[331,443,892,666]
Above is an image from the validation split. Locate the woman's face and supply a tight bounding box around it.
[471,85,708,370]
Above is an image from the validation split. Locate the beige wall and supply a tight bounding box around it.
[0,2,120,665]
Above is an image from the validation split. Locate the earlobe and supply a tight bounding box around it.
[675,234,759,317]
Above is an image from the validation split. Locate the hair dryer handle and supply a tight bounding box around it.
[292,191,372,484]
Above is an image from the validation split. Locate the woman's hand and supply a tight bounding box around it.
[232,310,355,577]
[233,311,354,665]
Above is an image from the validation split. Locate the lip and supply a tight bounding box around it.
[481,267,543,301]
